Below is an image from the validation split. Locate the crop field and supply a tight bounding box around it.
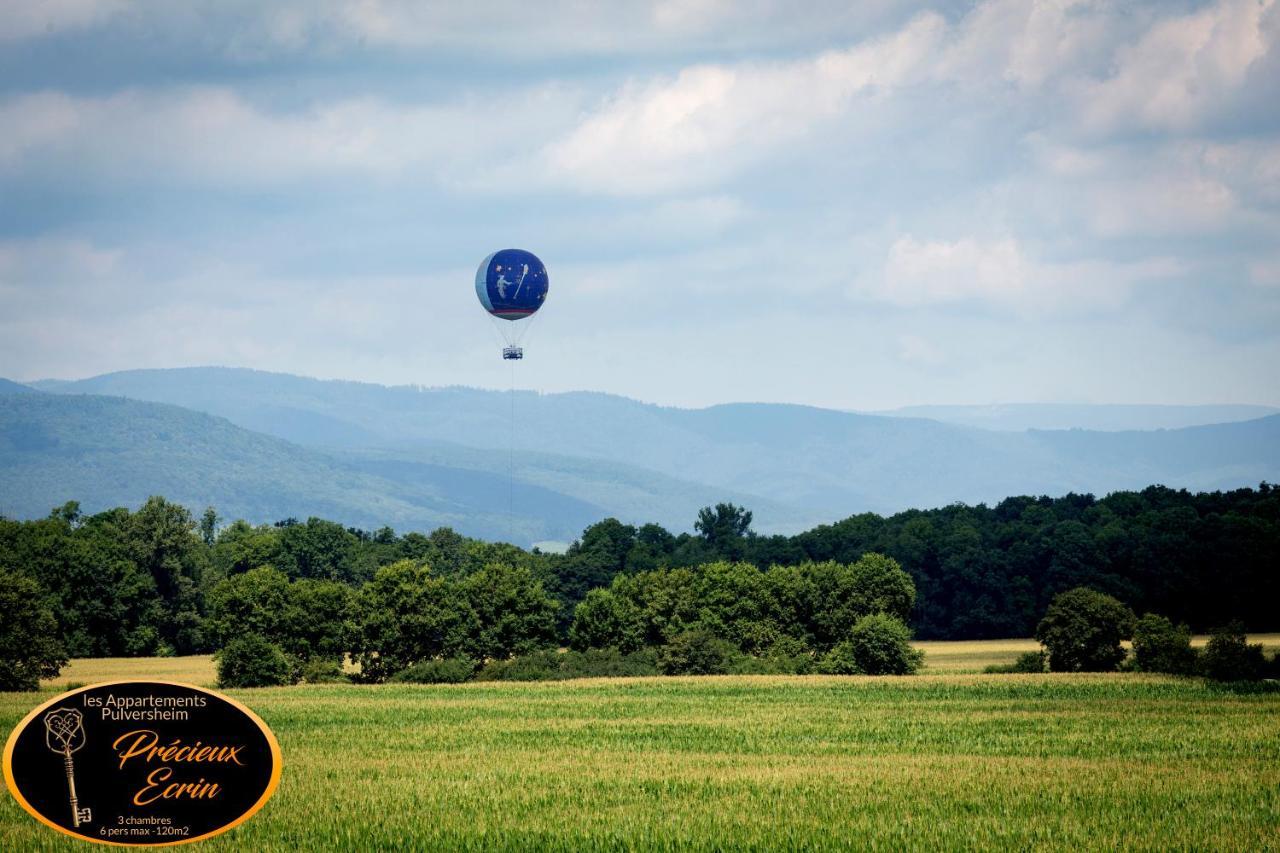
[914,634,1280,673]
[41,655,220,689]
[4,651,1279,851]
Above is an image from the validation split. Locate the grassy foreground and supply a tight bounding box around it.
[4,662,1279,851]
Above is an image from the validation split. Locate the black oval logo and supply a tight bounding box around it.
[4,681,281,846]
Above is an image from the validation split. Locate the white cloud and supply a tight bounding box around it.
[1203,139,1280,205]
[858,235,1183,314]
[1,0,1278,408]
[1079,0,1276,133]
[0,85,581,187]
[1086,173,1237,238]
[1022,135,1278,239]
[3,0,1273,210]
[938,0,1119,90]
[0,0,932,61]
[542,12,946,194]
[880,236,1027,306]
[0,0,128,43]
[303,0,927,58]
[537,0,1279,197]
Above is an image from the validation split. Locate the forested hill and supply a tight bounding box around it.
[0,392,605,542]
[0,378,36,394]
[33,368,1280,521]
[0,392,806,542]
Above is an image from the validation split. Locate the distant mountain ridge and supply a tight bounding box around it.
[0,393,604,541]
[0,391,810,542]
[873,402,1280,432]
[0,378,37,395]
[23,368,1280,535]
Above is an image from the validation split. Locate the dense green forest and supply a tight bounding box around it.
[0,485,1276,662]
[554,486,1280,639]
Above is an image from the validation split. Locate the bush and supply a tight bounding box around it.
[1200,622,1267,682]
[657,630,737,675]
[816,642,863,675]
[731,652,815,675]
[1132,613,1197,675]
[1035,587,1136,672]
[1012,650,1048,673]
[216,634,296,688]
[391,656,478,684]
[839,613,924,675]
[478,648,660,681]
[984,650,1048,674]
[560,648,659,679]
[475,650,562,681]
[300,657,349,684]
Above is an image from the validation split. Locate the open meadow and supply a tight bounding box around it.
[4,643,1279,851]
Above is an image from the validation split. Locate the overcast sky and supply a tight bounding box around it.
[1,0,1277,409]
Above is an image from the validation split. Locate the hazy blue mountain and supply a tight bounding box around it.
[0,378,37,395]
[0,393,610,543]
[0,391,811,542]
[336,444,814,535]
[35,368,1280,523]
[1029,417,1280,492]
[874,403,1280,432]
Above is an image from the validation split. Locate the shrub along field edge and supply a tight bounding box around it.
[35,633,1280,690]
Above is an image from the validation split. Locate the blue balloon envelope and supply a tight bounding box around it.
[475,249,549,321]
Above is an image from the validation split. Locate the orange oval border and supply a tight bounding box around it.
[3,680,282,847]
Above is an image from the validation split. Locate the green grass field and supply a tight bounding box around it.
[4,649,1279,850]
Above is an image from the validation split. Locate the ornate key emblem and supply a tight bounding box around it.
[43,708,92,828]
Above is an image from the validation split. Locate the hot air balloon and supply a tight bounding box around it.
[475,248,549,359]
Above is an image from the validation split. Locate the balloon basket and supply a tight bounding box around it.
[502,346,524,360]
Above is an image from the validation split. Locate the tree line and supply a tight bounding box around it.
[559,486,1280,638]
[1,484,1277,688]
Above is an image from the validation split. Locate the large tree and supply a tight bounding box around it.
[127,496,208,653]
[347,560,477,682]
[275,517,360,582]
[1035,587,1136,672]
[210,519,281,579]
[206,566,295,648]
[460,563,560,660]
[0,569,67,691]
[1131,613,1196,675]
[695,503,753,559]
